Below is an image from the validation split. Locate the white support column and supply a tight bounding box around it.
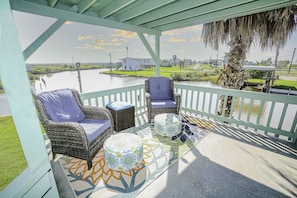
[155,35,160,76]
[0,1,58,197]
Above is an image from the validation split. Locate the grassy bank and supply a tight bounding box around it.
[30,64,106,75]
[0,116,27,191]
[104,65,220,84]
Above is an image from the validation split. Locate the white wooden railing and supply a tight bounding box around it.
[80,83,297,144]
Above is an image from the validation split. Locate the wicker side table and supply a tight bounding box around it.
[106,101,135,132]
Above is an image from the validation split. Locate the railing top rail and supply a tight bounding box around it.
[80,84,144,98]
[175,83,297,104]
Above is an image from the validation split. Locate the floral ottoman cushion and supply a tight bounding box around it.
[104,133,143,171]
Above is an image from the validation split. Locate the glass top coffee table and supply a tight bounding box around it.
[154,113,182,137]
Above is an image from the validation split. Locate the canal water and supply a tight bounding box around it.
[1,69,295,133]
[0,68,214,115]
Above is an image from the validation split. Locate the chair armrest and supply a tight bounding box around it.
[44,121,88,145]
[82,106,111,119]
[82,106,114,130]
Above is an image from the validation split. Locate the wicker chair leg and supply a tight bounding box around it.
[148,118,151,123]
[87,160,92,170]
[52,152,56,160]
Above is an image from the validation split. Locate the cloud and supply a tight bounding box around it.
[263,52,275,59]
[76,44,92,49]
[93,38,122,46]
[163,31,176,36]
[163,25,203,36]
[65,21,73,25]
[76,44,103,50]
[186,25,203,31]
[191,36,202,42]
[107,49,124,52]
[169,37,186,42]
[111,38,122,46]
[112,30,137,38]
[93,45,103,50]
[95,39,105,45]
[178,49,188,53]
[78,35,97,41]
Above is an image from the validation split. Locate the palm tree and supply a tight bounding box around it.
[201,5,297,118]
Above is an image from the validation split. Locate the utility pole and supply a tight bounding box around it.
[76,62,82,93]
[126,46,128,57]
[109,53,112,72]
[272,45,280,85]
[288,48,296,74]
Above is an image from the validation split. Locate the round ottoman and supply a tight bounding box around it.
[154,113,182,137]
[104,133,143,171]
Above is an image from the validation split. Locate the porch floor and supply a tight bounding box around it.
[51,112,297,198]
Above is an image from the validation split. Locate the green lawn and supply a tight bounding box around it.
[104,65,220,83]
[105,65,296,90]
[246,78,297,90]
[0,116,27,191]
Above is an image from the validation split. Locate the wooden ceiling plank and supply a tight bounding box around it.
[117,0,175,22]
[78,0,97,13]
[99,0,136,18]
[48,0,58,7]
[145,0,254,28]
[157,0,297,31]
[131,0,215,25]
[11,0,161,35]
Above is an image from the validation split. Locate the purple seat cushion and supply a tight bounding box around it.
[36,89,85,122]
[148,77,172,100]
[80,119,111,143]
[151,100,177,109]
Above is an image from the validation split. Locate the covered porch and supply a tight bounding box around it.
[51,83,297,197]
[1,0,297,197]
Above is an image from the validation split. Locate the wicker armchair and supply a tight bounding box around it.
[35,89,114,170]
[145,77,181,123]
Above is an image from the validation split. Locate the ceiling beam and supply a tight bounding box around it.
[157,0,297,31]
[10,0,161,35]
[99,0,136,18]
[116,0,175,22]
[130,0,215,25]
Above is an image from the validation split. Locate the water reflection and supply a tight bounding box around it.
[33,69,146,94]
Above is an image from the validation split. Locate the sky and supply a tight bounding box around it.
[12,10,297,65]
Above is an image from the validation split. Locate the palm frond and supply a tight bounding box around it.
[202,5,297,51]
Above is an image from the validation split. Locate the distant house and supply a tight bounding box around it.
[120,58,155,71]
[169,58,180,66]
[209,59,220,68]
[184,59,193,65]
